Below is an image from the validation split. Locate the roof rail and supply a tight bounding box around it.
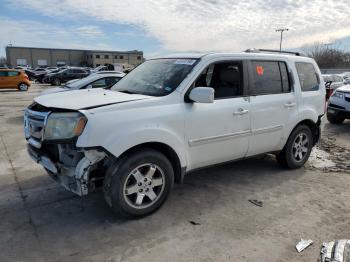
[245,48,303,56]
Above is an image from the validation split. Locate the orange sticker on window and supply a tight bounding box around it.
[256,66,264,76]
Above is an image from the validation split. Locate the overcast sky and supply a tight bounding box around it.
[1,0,350,57]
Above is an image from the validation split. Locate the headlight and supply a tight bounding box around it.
[44,112,87,140]
[332,91,344,99]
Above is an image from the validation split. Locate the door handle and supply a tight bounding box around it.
[233,108,249,115]
[284,102,296,108]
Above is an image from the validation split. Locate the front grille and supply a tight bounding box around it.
[24,106,50,148]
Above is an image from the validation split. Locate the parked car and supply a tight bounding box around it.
[323,74,348,97]
[24,51,325,217]
[43,67,90,86]
[0,69,31,91]
[40,72,125,95]
[327,85,350,124]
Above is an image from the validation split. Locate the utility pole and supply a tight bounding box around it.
[276,28,289,51]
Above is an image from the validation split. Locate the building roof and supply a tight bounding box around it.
[6,45,143,54]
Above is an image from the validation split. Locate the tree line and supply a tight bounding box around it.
[303,42,350,69]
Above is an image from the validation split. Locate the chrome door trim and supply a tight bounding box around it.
[252,125,284,135]
[189,130,251,147]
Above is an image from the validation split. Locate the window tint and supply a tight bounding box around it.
[104,55,109,59]
[8,71,19,76]
[194,62,243,99]
[295,62,320,92]
[120,55,124,59]
[250,61,287,95]
[0,71,7,77]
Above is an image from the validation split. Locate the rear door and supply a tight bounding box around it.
[247,60,298,156]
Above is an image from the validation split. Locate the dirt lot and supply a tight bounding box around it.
[1,84,350,262]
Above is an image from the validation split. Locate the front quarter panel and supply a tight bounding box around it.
[76,103,188,167]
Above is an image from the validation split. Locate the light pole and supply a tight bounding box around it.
[276,28,289,51]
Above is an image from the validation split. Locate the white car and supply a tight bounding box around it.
[40,73,125,95]
[327,85,350,124]
[323,74,348,90]
[24,51,325,217]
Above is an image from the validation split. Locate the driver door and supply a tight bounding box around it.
[185,60,251,169]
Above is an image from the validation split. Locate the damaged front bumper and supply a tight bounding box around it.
[27,144,107,196]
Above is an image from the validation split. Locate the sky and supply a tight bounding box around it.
[0,0,350,58]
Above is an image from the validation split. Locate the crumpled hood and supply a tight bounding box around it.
[34,88,151,110]
[337,85,350,93]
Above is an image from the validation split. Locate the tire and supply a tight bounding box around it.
[327,112,345,124]
[103,149,174,218]
[18,83,29,91]
[277,125,313,169]
[53,78,61,86]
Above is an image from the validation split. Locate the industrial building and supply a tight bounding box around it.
[5,46,144,68]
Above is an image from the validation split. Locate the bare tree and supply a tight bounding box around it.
[303,42,350,69]
[0,56,6,67]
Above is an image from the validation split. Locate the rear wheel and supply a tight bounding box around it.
[277,125,313,169]
[103,149,174,218]
[53,78,61,86]
[327,112,345,124]
[18,83,29,91]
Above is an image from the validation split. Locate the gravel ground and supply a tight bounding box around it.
[0,83,350,262]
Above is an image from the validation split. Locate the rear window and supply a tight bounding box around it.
[295,62,320,92]
[249,61,291,95]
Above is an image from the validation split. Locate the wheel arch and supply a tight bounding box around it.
[117,142,184,184]
[290,118,321,146]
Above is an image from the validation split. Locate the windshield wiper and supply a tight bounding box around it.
[117,90,139,95]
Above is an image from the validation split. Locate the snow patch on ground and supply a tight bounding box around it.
[308,147,336,169]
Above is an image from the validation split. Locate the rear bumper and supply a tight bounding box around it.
[327,106,350,118]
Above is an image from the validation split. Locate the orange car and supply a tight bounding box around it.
[0,69,31,91]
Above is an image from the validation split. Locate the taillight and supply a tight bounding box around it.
[24,74,29,80]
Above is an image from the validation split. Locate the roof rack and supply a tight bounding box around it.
[245,49,303,56]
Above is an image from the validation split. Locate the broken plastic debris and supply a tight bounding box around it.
[296,239,313,252]
[248,199,263,207]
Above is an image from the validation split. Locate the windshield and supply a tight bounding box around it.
[111,58,198,96]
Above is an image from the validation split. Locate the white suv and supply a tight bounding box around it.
[24,50,325,217]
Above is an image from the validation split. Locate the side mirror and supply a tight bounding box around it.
[86,84,93,89]
[189,87,214,103]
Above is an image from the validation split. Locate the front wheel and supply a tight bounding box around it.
[103,149,174,218]
[277,125,313,169]
[53,78,61,86]
[18,83,29,91]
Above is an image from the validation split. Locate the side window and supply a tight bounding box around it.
[8,71,19,77]
[295,62,320,92]
[0,71,8,77]
[193,61,243,99]
[250,61,287,95]
[106,77,121,88]
[91,78,107,88]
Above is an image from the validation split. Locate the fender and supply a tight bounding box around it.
[77,123,188,168]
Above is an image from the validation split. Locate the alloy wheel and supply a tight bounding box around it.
[123,163,165,209]
[292,132,309,162]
